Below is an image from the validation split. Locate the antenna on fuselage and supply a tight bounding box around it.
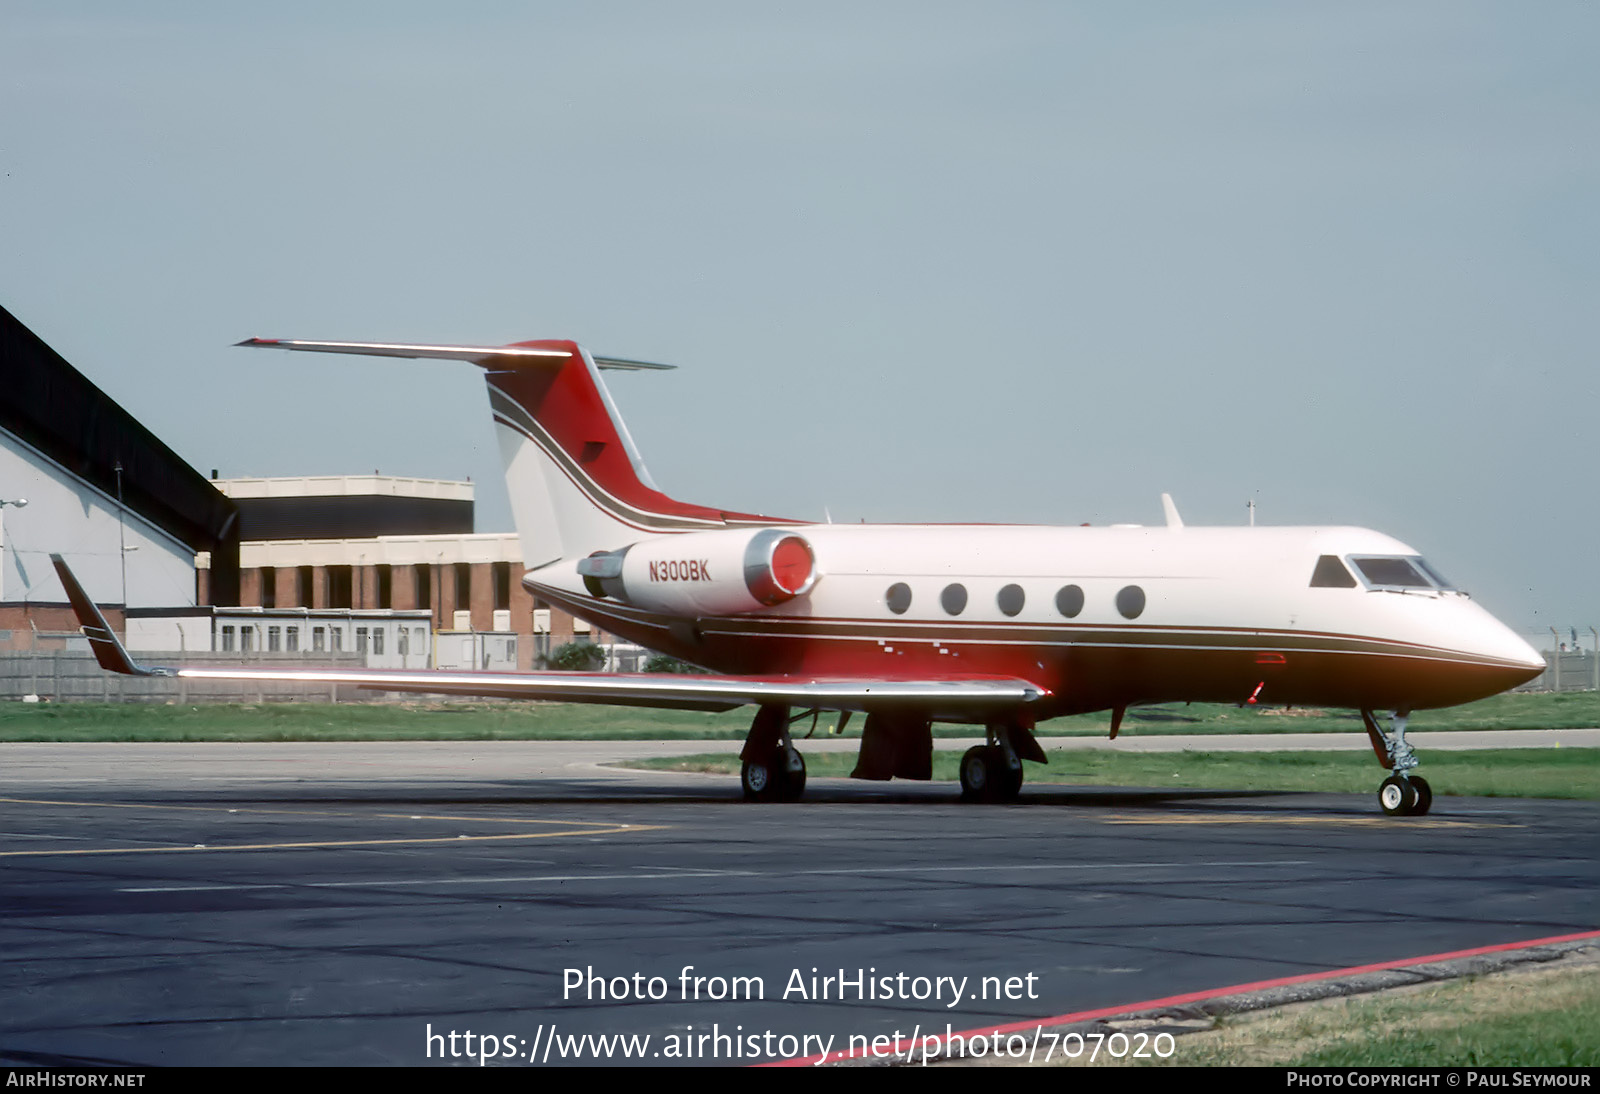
[1161,493,1184,529]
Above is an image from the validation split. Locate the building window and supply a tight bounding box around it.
[377,565,393,609]
[356,627,369,654]
[493,562,511,612]
[287,626,299,653]
[398,628,409,656]
[373,628,385,655]
[415,565,431,610]
[329,566,354,609]
[221,625,235,652]
[297,566,314,607]
[260,568,276,609]
[240,627,254,653]
[313,626,325,652]
[455,563,472,610]
[268,626,281,652]
[331,627,343,652]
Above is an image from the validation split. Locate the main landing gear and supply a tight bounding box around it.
[1361,709,1432,817]
[740,705,807,802]
[959,722,1042,803]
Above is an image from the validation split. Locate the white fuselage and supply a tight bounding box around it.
[527,522,1544,720]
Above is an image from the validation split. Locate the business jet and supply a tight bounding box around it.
[52,336,1545,816]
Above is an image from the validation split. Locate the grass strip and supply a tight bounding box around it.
[1133,959,1600,1067]
[0,690,1595,743]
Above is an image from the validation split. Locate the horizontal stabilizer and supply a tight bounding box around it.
[237,338,675,371]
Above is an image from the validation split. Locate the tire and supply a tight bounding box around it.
[1408,775,1432,817]
[959,746,990,801]
[742,755,776,801]
[992,753,1023,802]
[1379,775,1417,817]
[778,750,806,802]
[743,748,805,802]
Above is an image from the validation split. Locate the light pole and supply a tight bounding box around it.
[0,497,28,601]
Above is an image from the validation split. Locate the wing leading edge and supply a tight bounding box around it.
[50,556,1047,718]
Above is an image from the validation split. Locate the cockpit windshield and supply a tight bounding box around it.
[1348,556,1456,591]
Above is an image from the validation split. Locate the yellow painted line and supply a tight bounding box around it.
[1100,812,1521,829]
[0,796,667,856]
[0,797,628,830]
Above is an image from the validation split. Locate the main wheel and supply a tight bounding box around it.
[777,750,806,802]
[992,753,1024,802]
[741,755,775,800]
[959,746,991,801]
[1378,775,1418,817]
[1408,775,1432,816]
[743,748,805,802]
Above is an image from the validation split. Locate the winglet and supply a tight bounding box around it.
[49,554,162,676]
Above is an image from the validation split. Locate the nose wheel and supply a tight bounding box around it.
[1363,710,1432,817]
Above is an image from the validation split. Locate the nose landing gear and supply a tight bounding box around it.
[1362,709,1432,817]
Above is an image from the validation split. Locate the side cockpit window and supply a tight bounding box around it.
[1310,555,1358,588]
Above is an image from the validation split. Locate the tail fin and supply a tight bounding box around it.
[237,337,797,567]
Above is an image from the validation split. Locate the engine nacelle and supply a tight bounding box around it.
[578,528,819,616]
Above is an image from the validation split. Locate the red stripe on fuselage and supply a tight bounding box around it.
[524,579,1539,716]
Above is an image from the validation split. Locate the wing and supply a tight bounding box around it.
[51,556,1047,718]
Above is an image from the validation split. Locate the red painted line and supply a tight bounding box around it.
[765,927,1600,1067]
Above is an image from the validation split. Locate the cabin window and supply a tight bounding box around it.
[1116,585,1146,619]
[941,584,968,615]
[997,584,1025,617]
[1055,585,1084,618]
[1351,557,1432,589]
[1310,555,1357,588]
[886,583,912,615]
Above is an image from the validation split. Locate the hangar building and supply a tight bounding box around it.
[0,305,239,652]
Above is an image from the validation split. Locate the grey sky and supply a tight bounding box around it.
[3,3,1596,636]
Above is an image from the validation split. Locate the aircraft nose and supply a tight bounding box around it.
[1474,618,1546,688]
